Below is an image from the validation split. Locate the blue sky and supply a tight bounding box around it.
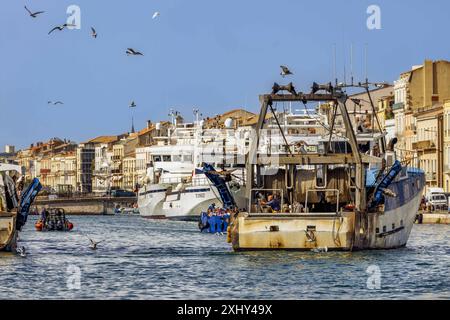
[1,0,449,150]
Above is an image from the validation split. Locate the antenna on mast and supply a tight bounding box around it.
[350,43,354,86]
[333,43,337,86]
[343,44,347,85]
[364,43,368,84]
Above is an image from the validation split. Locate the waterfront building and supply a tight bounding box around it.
[443,99,450,192]
[376,94,395,132]
[76,142,95,193]
[92,136,120,194]
[401,59,450,190]
[413,104,443,189]
[392,72,414,163]
[48,152,77,194]
[203,109,256,129]
[123,153,137,191]
[17,138,77,185]
[407,60,450,111]
[384,119,396,143]
[111,136,138,190]
[0,145,17,164]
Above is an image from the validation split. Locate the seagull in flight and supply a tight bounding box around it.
[24,6,45,18]
[91,27,97,38]
[152,11,160,19]
[129,101,137,108]
[126,48,144,56]
[48,23,76,35]
[48,101,64,105]
[16,246,26,257]
[280,65,293,77]
[83,234,104,250]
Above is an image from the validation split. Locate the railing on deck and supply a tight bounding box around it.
[304,189,340,215]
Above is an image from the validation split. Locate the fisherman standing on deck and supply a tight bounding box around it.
[261,194,281,212]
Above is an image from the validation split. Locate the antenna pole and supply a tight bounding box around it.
[333,44,337,86]
[350,43,354,86]
[364,43,368,84]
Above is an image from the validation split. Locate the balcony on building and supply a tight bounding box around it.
[426,172,437,181]
[412,140,436,150]
[392,102,404,111]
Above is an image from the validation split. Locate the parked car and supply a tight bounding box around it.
[427,193,448,210]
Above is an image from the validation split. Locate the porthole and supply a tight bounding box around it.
[383,226,387,233]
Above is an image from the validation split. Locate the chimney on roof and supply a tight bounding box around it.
[5,145,15,154]
[147,120,152,129]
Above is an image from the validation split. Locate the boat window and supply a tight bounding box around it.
[172,155,182,162]
[163,155,171,162]
[315,165,327,189]
[183,155,193,162]
[153,155,162,162]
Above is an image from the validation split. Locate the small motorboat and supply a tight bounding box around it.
[35,208,74,232]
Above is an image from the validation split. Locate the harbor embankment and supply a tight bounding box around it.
[34,196,136,215]
[417,211,450,224]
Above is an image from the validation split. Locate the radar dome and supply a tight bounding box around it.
[224,118,234,128]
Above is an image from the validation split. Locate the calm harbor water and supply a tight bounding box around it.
[0,215,449,300]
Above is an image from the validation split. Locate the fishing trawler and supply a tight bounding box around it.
[227,81,425,251]
[0,163,41,252]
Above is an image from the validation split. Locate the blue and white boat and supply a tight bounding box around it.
[1,163,41,252]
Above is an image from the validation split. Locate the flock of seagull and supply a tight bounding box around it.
[25,4,293,109]
[24,5,160,108]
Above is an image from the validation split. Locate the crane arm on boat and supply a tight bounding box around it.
[369,160,402,210]
[17,178,42,231]
[201,163,236,210]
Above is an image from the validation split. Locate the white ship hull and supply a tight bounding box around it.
[137,184,168,218]
[139,184,247,221]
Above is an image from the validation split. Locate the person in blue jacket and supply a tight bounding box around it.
[262,194,281,212]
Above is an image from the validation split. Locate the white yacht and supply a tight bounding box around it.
[138,117,249,220]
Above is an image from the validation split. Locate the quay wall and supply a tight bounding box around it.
[420,212,450,224]
[34,197,136,215]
